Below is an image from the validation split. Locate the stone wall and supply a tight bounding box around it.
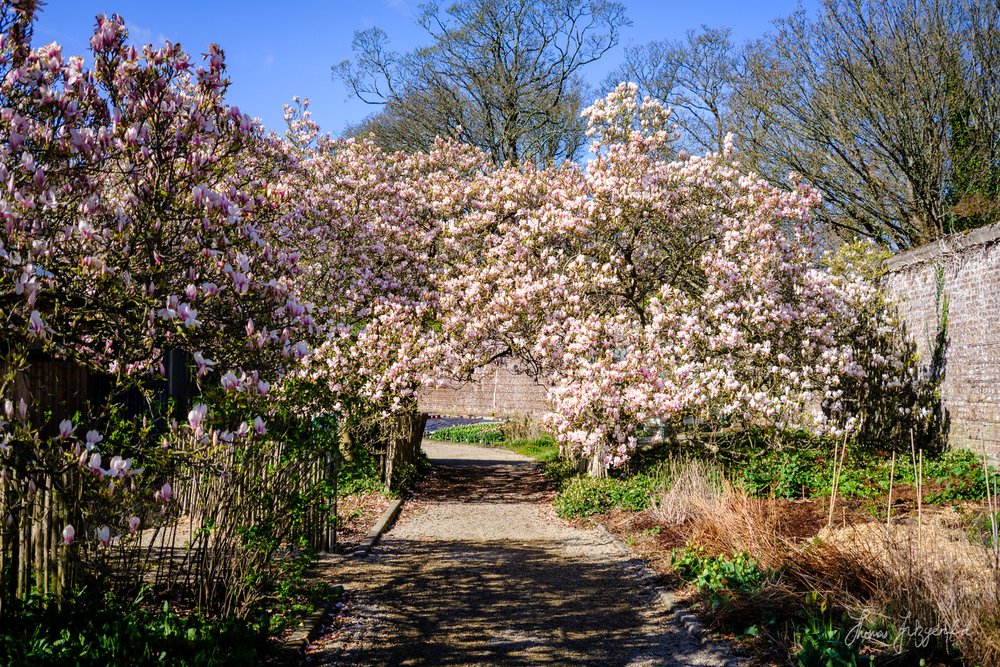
[418,360,549,418]
[885,222,1000,458]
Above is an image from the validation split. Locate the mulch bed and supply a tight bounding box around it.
[590,497,866,591]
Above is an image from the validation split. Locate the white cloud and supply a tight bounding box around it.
[125,21,168,47]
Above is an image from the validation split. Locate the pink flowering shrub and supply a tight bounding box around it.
[437,84,930,474]
[0,6,317,608]
[284,108,487,430]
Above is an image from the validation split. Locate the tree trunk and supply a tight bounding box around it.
[382,409,428,492]
[587,453,608,479]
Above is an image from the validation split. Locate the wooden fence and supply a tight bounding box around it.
[0,354,342,618]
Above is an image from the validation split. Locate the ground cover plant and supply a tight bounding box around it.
[426,422,506,444]
[554,473,660,518]
[0,590,271,666]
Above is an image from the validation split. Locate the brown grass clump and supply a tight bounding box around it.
[819,515,1000,663]
[652,459,790,568]
[652,458,731,526]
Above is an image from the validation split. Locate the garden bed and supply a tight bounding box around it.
[332,492,393,554]
[586,483,998,666]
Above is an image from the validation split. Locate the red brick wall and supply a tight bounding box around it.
[418,361,549,418]
[885,223,1000,458]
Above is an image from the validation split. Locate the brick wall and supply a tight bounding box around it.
[885,222,1000,459]
[418,360,549,418]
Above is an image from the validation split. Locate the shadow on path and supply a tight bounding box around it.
[342,539,706,666]
[414,457,551,504]
[312,441,738,666]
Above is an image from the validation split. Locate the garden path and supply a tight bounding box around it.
[306,440,741,666]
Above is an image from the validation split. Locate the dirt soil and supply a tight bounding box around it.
[335,492,392,553]
[303,441,743,666]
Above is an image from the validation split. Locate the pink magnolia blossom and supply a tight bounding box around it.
[177,303,200,328]
[108,456,132,477]
[28,310,46,338]
[58,419,75,440]
[85,430,103,450]
[220,372,240,391]
[193,352,215,377]
[187,403,208,437]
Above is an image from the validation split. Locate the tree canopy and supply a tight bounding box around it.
[600,25,741,155]
[736,0,1000,249]
[333,0,629,165]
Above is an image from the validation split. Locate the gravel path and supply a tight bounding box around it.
[308,441,741,666]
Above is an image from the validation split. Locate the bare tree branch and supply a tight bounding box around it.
[333,0,629,165]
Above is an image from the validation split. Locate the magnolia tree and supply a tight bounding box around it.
[282,101,490,440]
[0,6,317,604]
[437,84,928,475]
[2,12,311,374]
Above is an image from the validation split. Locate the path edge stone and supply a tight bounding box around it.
[281,583,346,653]
[281,498,405,656]
[353,497,404,558]
[593,522,708,642]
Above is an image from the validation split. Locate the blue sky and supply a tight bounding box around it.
[34,0,815,136]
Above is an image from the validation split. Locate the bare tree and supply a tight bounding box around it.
[735,0,1000,249]
[601,26,741,153]
[334,0,629,165]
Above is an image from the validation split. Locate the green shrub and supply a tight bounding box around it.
[553,474,658,518]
